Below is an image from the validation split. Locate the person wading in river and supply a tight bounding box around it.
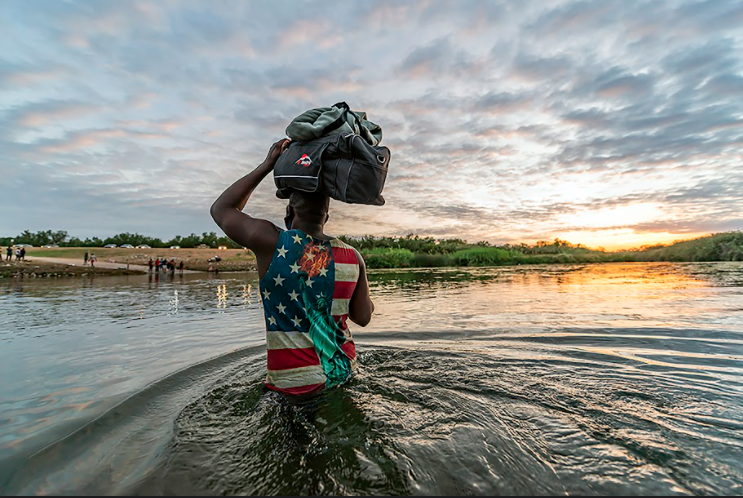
[211,139,374,397]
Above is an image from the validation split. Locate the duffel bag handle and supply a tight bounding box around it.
[320,102,362,136]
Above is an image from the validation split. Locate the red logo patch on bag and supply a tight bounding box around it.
[296,154,312,167]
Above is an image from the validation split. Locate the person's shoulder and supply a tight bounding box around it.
[276,228,293,242]
[329,238,363,264]
[329,237,357,251]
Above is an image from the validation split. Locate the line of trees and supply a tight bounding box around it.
[630,231,743,262]
[2,230,742,262]
[338,234,598,255]
[0,230,242,249]
[340,232,743,267]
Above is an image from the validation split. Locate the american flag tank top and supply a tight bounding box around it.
[259,229,359,396]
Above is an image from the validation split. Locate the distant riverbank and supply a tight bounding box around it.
[1,247,257,279]
[4,231,740,277]
[351,231,743,269]
[1,259,145,278]
[25,247,257,272]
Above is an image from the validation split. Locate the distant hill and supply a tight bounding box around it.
[626,231,743,262]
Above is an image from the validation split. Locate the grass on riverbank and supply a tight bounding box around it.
[355,232,743,269]
[15,232,743,272]
[359,246,637,268]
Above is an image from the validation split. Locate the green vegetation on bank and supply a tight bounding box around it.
[0,230,241,249]
[340,232,743,268]
[4,230,742,269]
[631,232,743,262]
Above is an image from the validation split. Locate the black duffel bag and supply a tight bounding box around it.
[273,130,391,206]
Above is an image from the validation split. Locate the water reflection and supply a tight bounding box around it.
[169,289,179,315]
[363,263,743,335]
[242,284,253,306]
[1,262,742,495]
[217,284,227,310]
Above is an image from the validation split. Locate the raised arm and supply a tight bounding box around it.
[210,139,290,276]
[348,252,375,327]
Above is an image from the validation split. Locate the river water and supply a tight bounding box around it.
[1,263,742,495]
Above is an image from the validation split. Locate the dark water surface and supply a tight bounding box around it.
[1,263,742,495]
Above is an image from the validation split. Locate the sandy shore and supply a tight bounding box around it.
[0,259,146,278]
[25,256,200,273]
[25,247,257,272]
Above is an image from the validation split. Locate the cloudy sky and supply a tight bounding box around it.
[1,0,742,249]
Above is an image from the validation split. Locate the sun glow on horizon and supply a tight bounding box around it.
[548,229,711,251]
[555,203,663,230]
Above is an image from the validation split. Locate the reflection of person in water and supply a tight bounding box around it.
[211,139,374,397]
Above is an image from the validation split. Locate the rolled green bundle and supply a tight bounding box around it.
[286,102,383,146]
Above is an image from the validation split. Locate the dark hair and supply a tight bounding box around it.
[289,191,330,221]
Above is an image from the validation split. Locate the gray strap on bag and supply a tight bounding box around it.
[320,102,363,137]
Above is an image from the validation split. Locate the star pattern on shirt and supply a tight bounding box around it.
[261,232,347,335]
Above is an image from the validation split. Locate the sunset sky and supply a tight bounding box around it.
[1,0,742,249]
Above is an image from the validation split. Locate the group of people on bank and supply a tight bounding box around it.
[149,258,184,274]
[2,246,26,261]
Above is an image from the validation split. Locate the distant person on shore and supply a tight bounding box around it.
[210,139,374,397]
[84,252,89,265]
[6,246,11,261]
[90,254,96,268]
[0,246,4,261]
[20,247,26,261]
[148,258,154,272]
[15,248,21,261]
[179,261,184,273]
[170,259,176,274]
[155,258,161,272]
